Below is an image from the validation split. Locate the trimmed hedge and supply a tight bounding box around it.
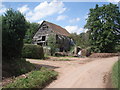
[22,44,44,59]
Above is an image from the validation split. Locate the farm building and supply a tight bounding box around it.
[33,21,74,52]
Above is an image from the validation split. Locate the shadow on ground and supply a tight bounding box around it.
[33,63,60,70]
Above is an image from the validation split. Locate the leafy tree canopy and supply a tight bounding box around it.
[24,22,39,44]
[70,31,90,49]
[2,9,27,60]
[85,3,120,53]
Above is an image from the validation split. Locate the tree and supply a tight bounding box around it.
[70,33,79,45]
[24,22,39,44]
[70,31,90,49]
[2,9,27,60]
[85,3,120,53]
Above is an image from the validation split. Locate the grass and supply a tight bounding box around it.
[4,67,58,88]
[2,58,35,77]
[54,56,75,58]
[58,59,70,61]
[111,59,120,88]
[52,58,71,61]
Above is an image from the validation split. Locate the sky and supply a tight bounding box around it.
[0,0,119,34]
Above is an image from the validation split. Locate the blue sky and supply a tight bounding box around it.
[0,1,119,34]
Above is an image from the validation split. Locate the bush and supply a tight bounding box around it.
[2,9,27,60]
[22,44,44,59]
[112,60,120,88]
[4,67,58,88]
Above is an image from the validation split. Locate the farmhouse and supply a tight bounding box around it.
[33,21,74,52]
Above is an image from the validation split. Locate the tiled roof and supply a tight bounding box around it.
[44,21,70,36]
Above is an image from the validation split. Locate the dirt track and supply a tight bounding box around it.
[27,56,118,88]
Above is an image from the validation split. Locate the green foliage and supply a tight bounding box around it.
[2,58,35,77]
[24,22,39,44]
[85,3,120,53]
[14,58,35,75]
[2,9,27,59]
[47,35,58,56]
[4,67,58,88]
[58,59,70,61]
[70,31,90,49]
[115,45,120,52]
[112,60,120,88]
[22,44,44,59]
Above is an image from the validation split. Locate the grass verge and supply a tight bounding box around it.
[2,58,35,78]
[4,67,58,88]
[52,58,71,61]
[58,59,70,61]
[111,59,120,88]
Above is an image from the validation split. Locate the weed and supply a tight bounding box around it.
[4,67,58,88]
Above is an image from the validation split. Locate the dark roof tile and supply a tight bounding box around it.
[44,21,70,36]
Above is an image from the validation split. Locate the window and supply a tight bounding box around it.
[42,36,46,41]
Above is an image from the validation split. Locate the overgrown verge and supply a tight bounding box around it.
[3,67,58,88]
[2,58,35,78]
[111,59,120,88]
[53,59,70,61]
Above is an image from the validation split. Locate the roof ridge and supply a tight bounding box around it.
[44,21,70,36]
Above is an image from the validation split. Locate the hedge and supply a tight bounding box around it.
[22,44,44,59]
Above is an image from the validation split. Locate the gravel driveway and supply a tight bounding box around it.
[27,56,118,88]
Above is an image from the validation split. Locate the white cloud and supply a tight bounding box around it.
[25,0,66,22]
[56,15,67,21]
[0,4,7,15]
[69,18,80,23]
[107,0,119,4]
[108,0,119,2]
[65,25,88,34]
[17,5,29,14]
[38,20,43,24]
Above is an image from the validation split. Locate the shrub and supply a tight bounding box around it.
[2,9,27,60]
[22,44,44,59]
[4,67,58,88]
